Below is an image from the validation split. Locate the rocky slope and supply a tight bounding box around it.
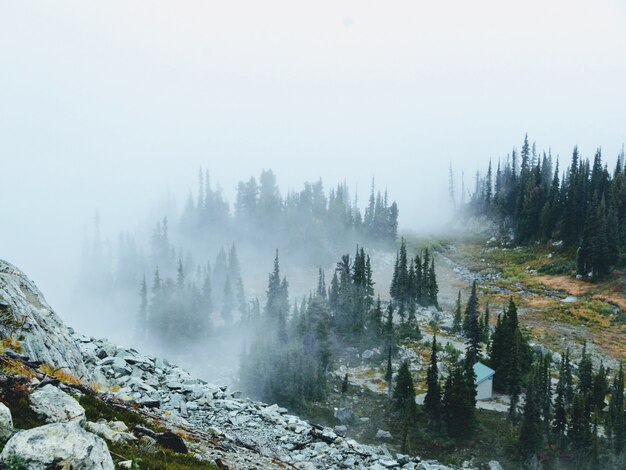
[0,259,464,470]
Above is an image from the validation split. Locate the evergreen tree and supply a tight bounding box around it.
[136,275,148,342]
[452,290,462,334]
[393,360,417,451]
[424,336,442,432]
[578,342,594,395]
[463,281,481,365]
[553,355,568,448]
[592,362,608,411]
[266,250,289,320]
[462,280,479,334]
[393,360,417,417]
[518,368,543,461]
[221,275,235,325]
[609,363,625,454]
[442,362,476,439]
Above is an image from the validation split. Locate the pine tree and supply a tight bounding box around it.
[393,360,417,417]
[221,275,235,325]
[266,250,289,320]
[384,304,394,348]
[518,368,543,460]
[609,363,625,454]
[481,303,490,343]
[424,336,442,432]
[553,355,568,448]
[393,360,417,451]
[462,280,479,334]
[592,362,608,411]
[452,290,462,333]
[464,281,481,365]
[578,342,594,395]
[136,275,148,342]
[442,362,476,439]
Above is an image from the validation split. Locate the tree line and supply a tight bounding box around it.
[239,245,438,411]
[459,135,626,279]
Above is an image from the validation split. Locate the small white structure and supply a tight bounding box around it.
[473,362,495,400]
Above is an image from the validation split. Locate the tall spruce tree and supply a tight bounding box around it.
[424,335,442,432]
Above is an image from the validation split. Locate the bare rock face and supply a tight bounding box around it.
[0,402,13,440]
[29,384,86,424]
[0,422,114,470]
[0,259,89,379]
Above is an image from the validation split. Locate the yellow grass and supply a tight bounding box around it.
[38,363,83,385]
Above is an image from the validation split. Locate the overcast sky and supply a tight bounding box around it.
[1,0,626,306]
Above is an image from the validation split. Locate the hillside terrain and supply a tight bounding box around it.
[0,259,459,469]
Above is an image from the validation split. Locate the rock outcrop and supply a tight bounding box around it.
[0,422,114,470]
[0,403,13,440]
[29,384,86,424]
[0,260,88,379]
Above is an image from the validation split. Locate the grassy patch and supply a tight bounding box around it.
[38,364,82,385]
[107,441,218,470]
[78,393,163,433]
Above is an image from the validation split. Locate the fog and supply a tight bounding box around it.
[1,1,626,384]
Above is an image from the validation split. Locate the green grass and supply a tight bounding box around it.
[78,393,163,433]
[7,397,46,430]
[107,441,218,470]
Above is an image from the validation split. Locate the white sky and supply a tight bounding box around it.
[1,0,626,304]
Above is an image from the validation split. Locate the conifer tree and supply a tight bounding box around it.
[464,281,481,365]
[393,360,417,450]
[221,275,235,325]
[384,304,394,348]
[518,368,543,461]
[393,360,417,417]
[424,336,442,432]
[578,342,594,395]
[452,290,462,333]
[553,355,568,448]
[462,280,479,334]
[592,363,608,411]
[609,363,625,454]
[136,275,148,342]
[442,362,476,439]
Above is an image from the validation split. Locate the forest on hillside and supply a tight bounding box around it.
[77,169,399,356]
[460,135,626,279]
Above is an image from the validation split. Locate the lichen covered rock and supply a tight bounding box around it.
[0,422,114,470]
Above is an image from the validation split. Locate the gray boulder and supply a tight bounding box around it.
[0,402,13,439]
[85,420,136,444]
[376,429,392,440]
[30,384,85,424]
[488,461,504,470]
[0,422,114,469]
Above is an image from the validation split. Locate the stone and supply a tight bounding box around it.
[0,402,13,440]
[488,461,504,470]
[334,406,354,422]
[29,384,85,424]
[361,349,375,359]
[138,435,158,454]
[0,260,90,380]
[376,429,392,440]
[0,422,114,470]
[334,425,348,435]
[85,421,136,444]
